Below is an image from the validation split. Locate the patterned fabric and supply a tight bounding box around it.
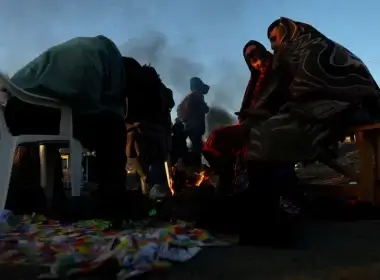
[268,17,380,102]
[0,214,228,279]
[233,153,249,193]
[239,41,291,121]
[244,17,380,163]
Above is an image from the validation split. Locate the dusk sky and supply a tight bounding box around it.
[0,0,378,113]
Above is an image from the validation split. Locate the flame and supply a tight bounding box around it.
[164,161,175,196]
[195,171,206,186]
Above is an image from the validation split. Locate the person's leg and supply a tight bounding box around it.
[74,112,127,219]
[126,126,152,194]
[188,130,203,168]
[129,156,150,194]
[239,162,284,246]
[149,161,166,185]
[171,134,188,164]
[245,113,316,162]
[149,128,169,187]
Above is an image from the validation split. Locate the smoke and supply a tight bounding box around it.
[119,30,250,118]
[0,0,253,115]
[119,31,204,97]
[206,106,236,135]
[116,0,253,114]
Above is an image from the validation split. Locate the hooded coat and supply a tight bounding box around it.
[239,40,292,120]
[177,77,209,134]
[10,35,126,118]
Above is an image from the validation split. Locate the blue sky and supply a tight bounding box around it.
[0,0,378,112]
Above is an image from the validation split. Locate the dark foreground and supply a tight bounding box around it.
[3,220,380,280]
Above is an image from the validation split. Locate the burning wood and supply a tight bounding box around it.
[164,160,175,195]
[195,170,206,186]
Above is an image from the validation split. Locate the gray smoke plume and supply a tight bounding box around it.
[119,31,249,123]
[206,106,236,136]
[119,31,204,97]
[1,0,252,115]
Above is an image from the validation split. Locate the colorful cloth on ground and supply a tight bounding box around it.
[0,211,228,279]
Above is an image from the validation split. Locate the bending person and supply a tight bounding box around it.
[3,36,139,223]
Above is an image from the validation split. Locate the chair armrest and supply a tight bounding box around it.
[0,73,66,109]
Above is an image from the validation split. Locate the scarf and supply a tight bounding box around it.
[250,54,272,108]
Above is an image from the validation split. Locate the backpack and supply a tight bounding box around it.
[177,94,191,121]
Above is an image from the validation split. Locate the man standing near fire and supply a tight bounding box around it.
[177,77,210,168]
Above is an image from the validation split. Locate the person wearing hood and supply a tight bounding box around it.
[177,77,210,168]
[235,18,380,246]
[244,17,380,164]
[203,41,292,187]
[237,40,292,120]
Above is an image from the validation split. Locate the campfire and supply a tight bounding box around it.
[171,163,214,192]
[195,170,208,186]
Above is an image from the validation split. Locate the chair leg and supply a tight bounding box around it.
[39,145,48,189]
[373,132,380,205]
[0,137,17,210]
[70,138,83,197]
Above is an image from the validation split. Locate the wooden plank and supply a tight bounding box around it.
[355,130,375,203]
[353,123,380,132]
[374,133,380,205]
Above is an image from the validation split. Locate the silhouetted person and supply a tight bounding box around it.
[177,77,209,168]
[2,36,147,223]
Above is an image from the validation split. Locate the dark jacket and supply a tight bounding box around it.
[160,86,175,133]
[177,77,210,134]
[125,71,164,125]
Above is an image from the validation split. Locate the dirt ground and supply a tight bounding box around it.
[3,220,380,280]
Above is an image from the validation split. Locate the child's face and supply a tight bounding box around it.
[245,45,265,72]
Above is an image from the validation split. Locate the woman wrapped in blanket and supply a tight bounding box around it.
[247,17,380,164]
[203,40,294,193]
[239,17,380,247]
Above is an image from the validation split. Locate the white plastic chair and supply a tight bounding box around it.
[0,74,83,211]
